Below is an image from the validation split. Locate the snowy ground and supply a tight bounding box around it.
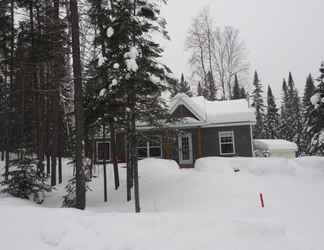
[0,156,324,250]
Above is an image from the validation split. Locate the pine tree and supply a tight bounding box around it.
[264,85,279,139]
[70,0,86,209]
[206,71,216,100]
[279,78,290,140]
[170,73,193,97]
[279,73,302,152]
[232,74,241,99]
[240,87,247,98]
[251,71,265,138]
[303,74,316,108]
[197,82,203,96]
[87,0,173,212]
[305,62,324,155]
[288,72,303,151]
[300,74,315,154]
[1,154,51,204]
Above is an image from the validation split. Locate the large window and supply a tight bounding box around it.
[96,141,111,162]
[136,136,162,159]
[219,131,235,155]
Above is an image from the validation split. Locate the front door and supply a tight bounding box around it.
[178,133,193,165]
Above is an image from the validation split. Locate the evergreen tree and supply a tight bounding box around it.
[251,71,265,138]
[279,73,302,152]
[288,72,303,151]
[232,74,241,99]
[70,0,86,209]
[170,73,193,97]
[305,62,324,155]
[206,71,216,100]
[300,74,315,153]
[1,153,51,204]
[87,0,173,212]
[197,82,203,96]
[264,85,279,139]
[303,74,315,108]
[279,78,290,140]
[240,87,247,98]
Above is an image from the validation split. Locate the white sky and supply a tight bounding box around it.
[161,0,324,99]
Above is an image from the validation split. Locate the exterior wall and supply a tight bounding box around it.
[172,105,200,120]
[202,125,253,158]
[94,132,126,164]
[94,124,253,165]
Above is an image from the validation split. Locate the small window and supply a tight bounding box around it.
[96,141,111,162]
[219,131,235,155]
[136,136,162,159]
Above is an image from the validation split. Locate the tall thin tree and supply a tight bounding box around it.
[70,0,86,209]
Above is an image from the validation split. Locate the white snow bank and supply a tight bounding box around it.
[1,157,324,250]
[0,203,296,250]
[293,156,324,176]
[196,157,297,176]
[195,156,324,177]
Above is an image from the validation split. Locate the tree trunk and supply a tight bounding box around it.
[130,109,140,213]
[103,123,108,202]
[109,120,119,190]
[70,0,85,210]
[51,156,56,186]
[126,120,132,202]
[46,153,51,176]
[58,114,63,184]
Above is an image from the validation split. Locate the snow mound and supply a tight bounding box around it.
[293,157,324,175]
[1,157,324,250]
[195,157,233,174]
[195,157,297,176]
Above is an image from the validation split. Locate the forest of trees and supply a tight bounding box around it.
[0,1,323,211]
[0,0,175,211]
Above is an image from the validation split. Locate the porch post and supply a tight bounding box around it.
[197,127,203,158]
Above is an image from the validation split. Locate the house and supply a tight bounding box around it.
[253,139,298,159]
[94,93,256,167]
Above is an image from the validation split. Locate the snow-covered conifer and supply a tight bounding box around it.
[232,74,241,100]
[305,63,324,155]
[170,73,193,97]
[264,85,279,139]
[251,71,265,138]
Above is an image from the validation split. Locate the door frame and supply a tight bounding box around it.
[178,133,193,165]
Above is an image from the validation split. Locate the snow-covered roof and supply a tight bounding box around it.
[253,139,298,151]
[170,93,256,126]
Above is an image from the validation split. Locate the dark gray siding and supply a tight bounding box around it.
[202,125,253,157]
[111,124,253,164]
[172,105,200,120]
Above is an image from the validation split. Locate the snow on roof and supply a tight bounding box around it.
[253,139,298,151]
[170,93,255,125]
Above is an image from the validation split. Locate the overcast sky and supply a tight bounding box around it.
[160,0,324,99]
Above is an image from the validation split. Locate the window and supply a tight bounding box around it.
[219,131,235,155]
[96,141,111,162]
[136,136,162,159]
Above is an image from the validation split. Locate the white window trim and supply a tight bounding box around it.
[219,131,236,156]
[96,141,111,162]
[137,136,163,159]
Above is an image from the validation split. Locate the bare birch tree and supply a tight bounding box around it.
[187,8,249,99]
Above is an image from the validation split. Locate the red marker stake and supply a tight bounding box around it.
[259,193,264,208]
